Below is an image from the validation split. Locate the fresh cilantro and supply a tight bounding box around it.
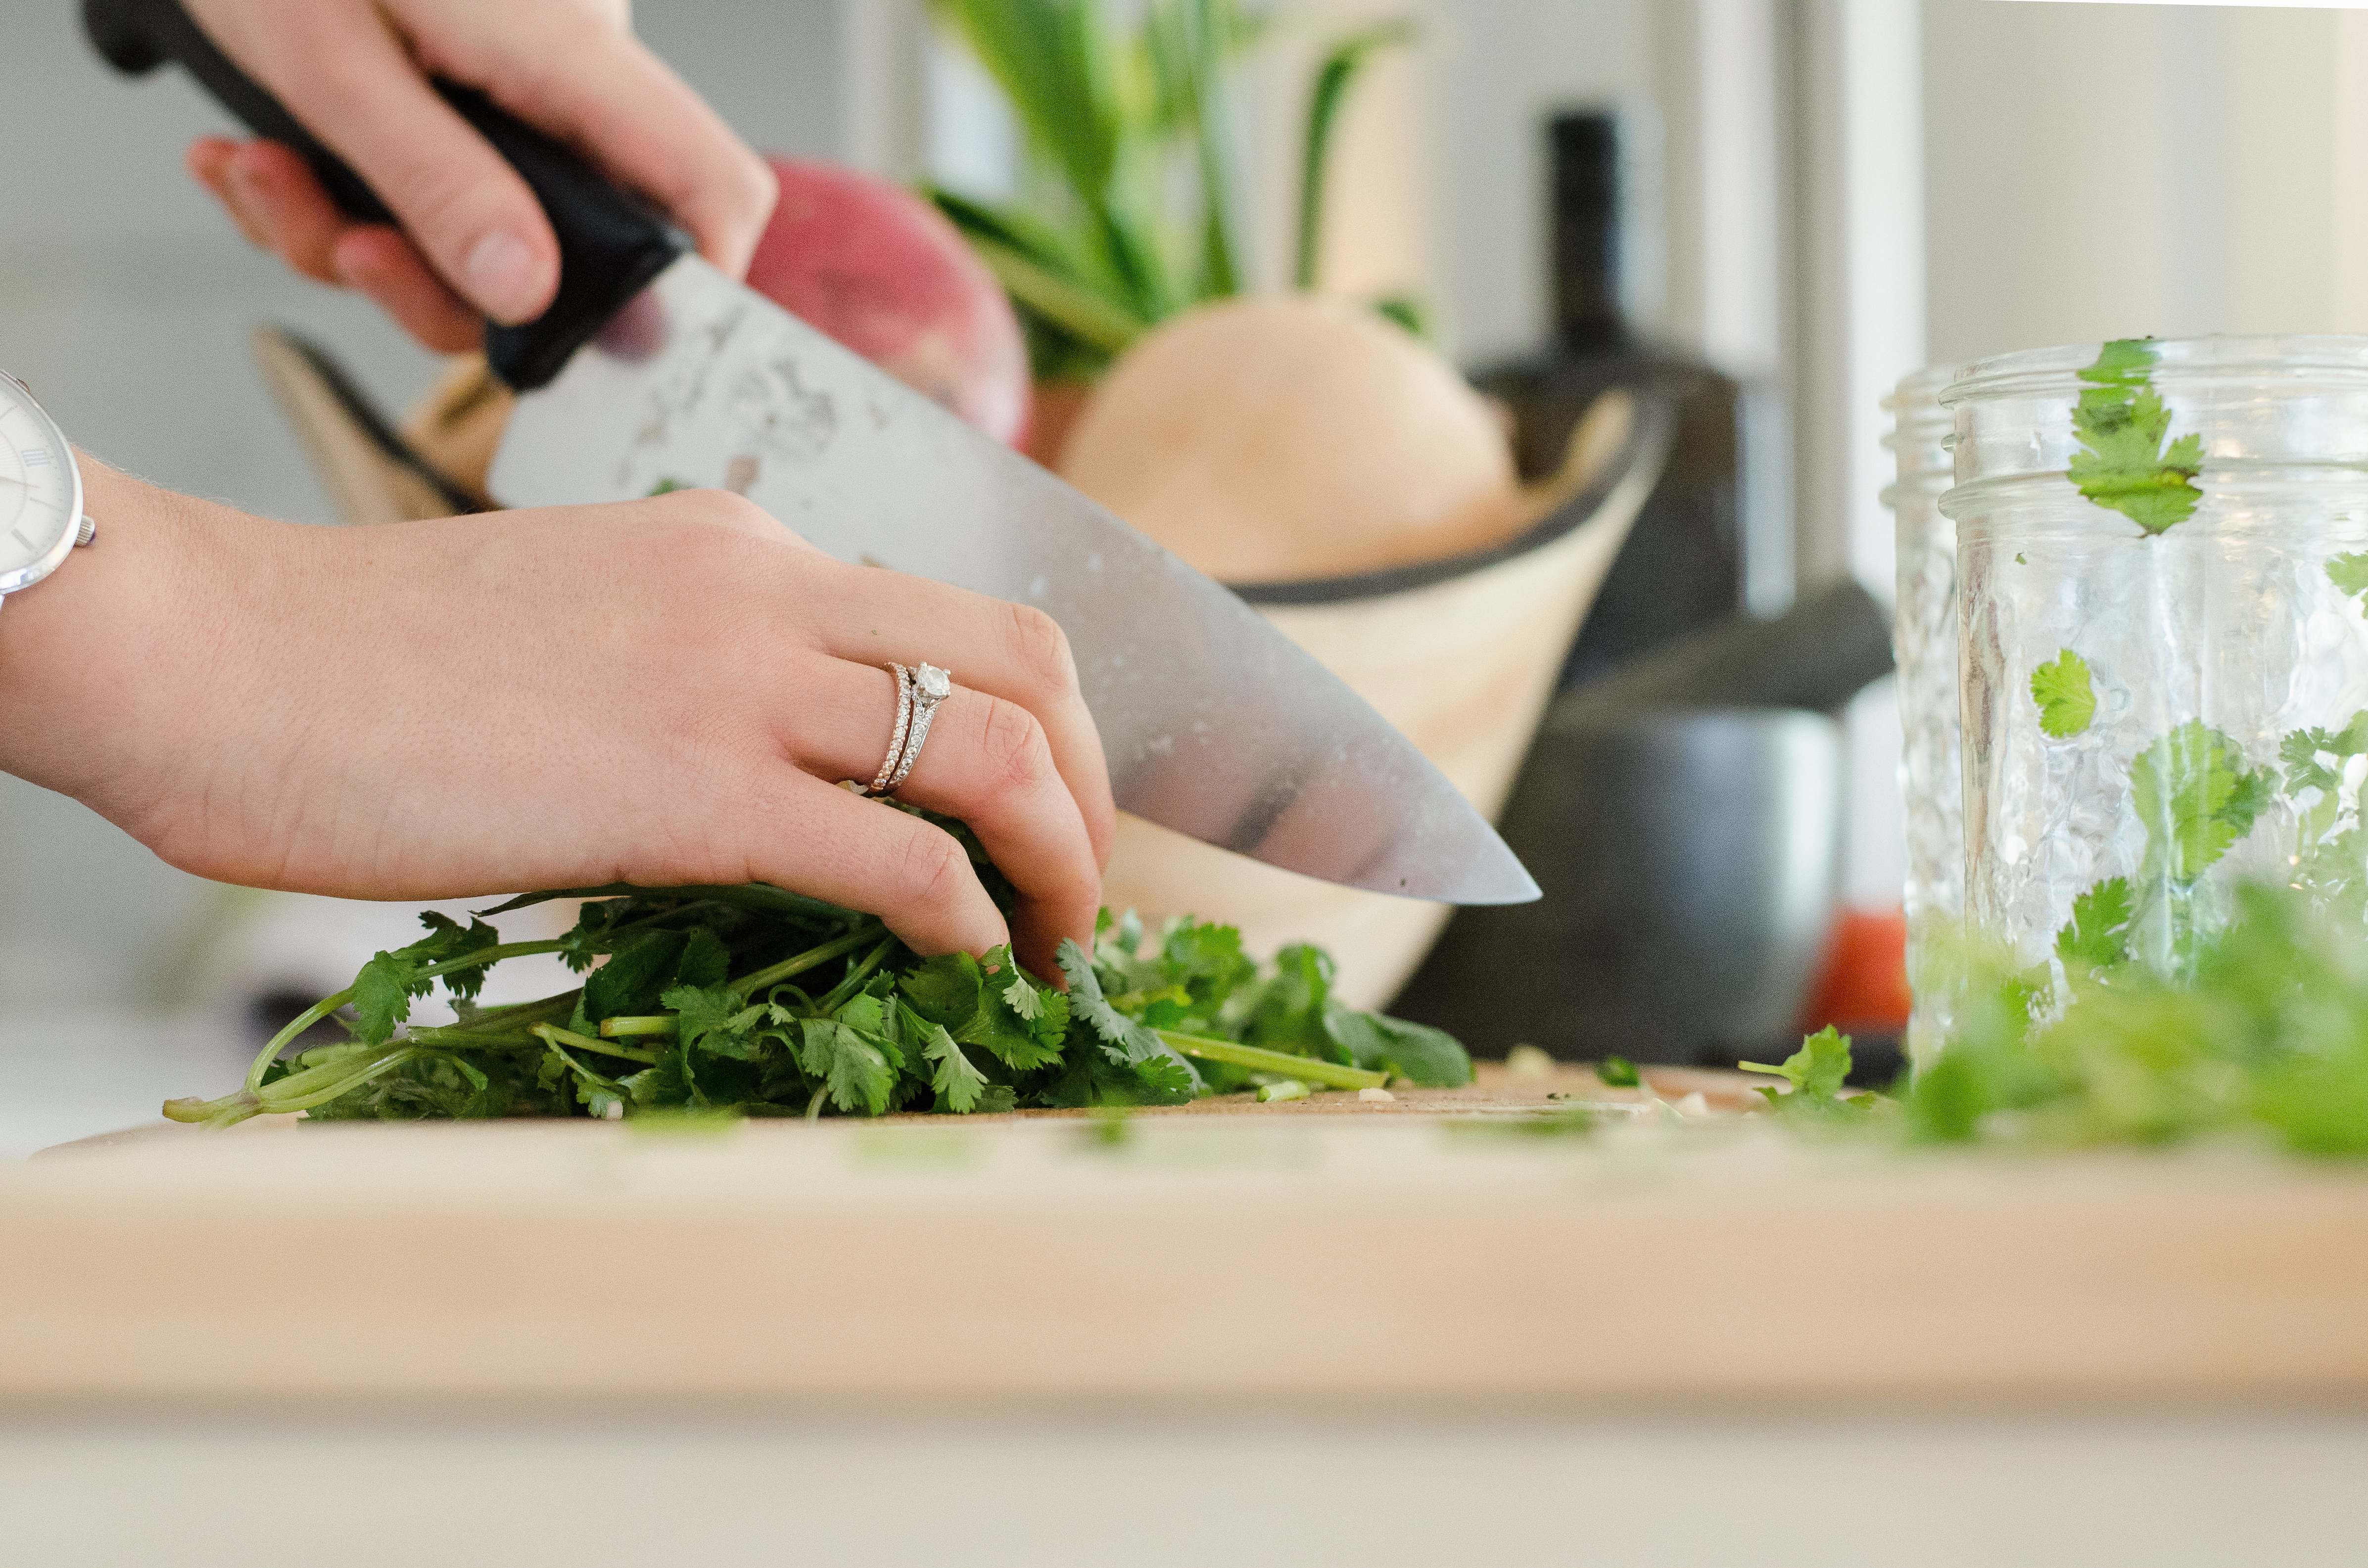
[168,871,1471,1128]
[2280,712,2368,796]
[917,1014,990,1114]
[349,912,500,1044]
[2331,552,2368,611]
[647,477,691,496]
[2031,648,2096,739]
[798,1012,900,1117]
[1595,1055,1640,1088]
[2066,337,2203,535]
[1740,1027,1869,1114]
[2056,877,2135,975]
[1056,938,1204,1101]
[2130,721,2273,884]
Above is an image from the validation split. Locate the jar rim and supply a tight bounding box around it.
[1945,334,2368,405]
[1884,361,1961,410]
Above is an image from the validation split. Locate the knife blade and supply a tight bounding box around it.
[87,0,1540,905]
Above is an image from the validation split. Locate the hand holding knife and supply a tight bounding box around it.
[85,0,1537,908]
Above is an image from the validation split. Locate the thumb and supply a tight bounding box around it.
[261,20,560,324]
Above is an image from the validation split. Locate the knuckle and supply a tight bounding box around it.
[977,697,1053,795]
[1002,602,1077,699]
[891,825,970,905]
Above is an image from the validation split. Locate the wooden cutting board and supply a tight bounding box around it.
[8,1063,2368,1410]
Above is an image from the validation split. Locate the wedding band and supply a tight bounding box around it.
[864,664,915,796]
[884,663,953,793]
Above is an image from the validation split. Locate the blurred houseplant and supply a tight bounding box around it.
[922,0,1419,455]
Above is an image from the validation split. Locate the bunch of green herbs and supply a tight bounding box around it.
[165,865,1468,1129]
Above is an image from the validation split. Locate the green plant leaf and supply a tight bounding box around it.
[2331,552,2368,613]
[2031,648,2097,739]
[1295,19,1418,289]
[2056,877,2136,975]
[2066,337,2203,535]
[2131,722,2273,885]
[1740,1026,1859,1112]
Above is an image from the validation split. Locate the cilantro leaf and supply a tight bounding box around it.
[2130,722,2273,884]
[1324,1008,1471,1087]
[347,912,500,1043]
[797,1017,898,1115]
[2031,648,2097,739]
[899,948,1065,1071]
[1596,1056,1640,1088]
[918,1015,990,1114]
[1740,1026,1857,1111]
[2280,711,2368,795]
[2056,877,2136,975]
[2331,552,2368,611]
[2066,338,2202,535]
[1056,938,1203,1099]
[662,984,768,1061]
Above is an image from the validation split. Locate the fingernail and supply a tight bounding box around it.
[462,231,545,324]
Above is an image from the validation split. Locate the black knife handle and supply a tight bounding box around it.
[83,0,687,390]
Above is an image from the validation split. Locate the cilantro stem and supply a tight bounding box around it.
[414,939,566,984]
[244,987,355,1094]
[239,941,574,1095]
[529,1022,658,1065]
[728,924,884,997]
[600,1015,678,1039]
[813,935,898,1015]
[1154,1030,1388,1090]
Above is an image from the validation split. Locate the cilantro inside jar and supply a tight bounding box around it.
[1946,336,2368,996]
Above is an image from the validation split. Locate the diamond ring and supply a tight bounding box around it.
[862,662,952,798]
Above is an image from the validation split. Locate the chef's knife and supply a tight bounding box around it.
[86,0,1539,905]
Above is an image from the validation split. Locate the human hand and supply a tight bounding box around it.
[0,467,1112,977]
[179,0,775,352]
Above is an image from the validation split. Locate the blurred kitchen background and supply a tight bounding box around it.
[2,0,2362,1150]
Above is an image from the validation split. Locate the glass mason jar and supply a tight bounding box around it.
[1887,364,1961,1062]
[1947,336,2368,993]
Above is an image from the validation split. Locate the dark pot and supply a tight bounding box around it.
[1391,705,1844,1064]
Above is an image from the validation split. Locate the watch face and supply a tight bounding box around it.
[0,376,79,593]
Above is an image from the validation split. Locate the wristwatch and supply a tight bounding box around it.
[0,371,95,613]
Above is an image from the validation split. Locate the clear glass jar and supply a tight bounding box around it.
[1887,364,1960,1063]
[1946,336,2368,991]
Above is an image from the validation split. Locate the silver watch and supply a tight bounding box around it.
[0,372,95,611]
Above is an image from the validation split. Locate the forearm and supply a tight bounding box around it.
[0,461,275,830]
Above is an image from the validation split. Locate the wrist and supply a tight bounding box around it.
[0,460,273,825]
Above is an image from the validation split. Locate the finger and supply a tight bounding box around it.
[188,139,275,251]
[333,229,483,353]
[247,10,559,324]
[487,27,776,276]
[786,667,1100,979]
[738,773,1009,960]
[225,140,351,283]
[810,567,1117,872]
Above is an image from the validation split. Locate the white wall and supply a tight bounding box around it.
[1923,0,2342,364]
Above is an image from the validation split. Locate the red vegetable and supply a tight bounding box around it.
[745,157,1031,447]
